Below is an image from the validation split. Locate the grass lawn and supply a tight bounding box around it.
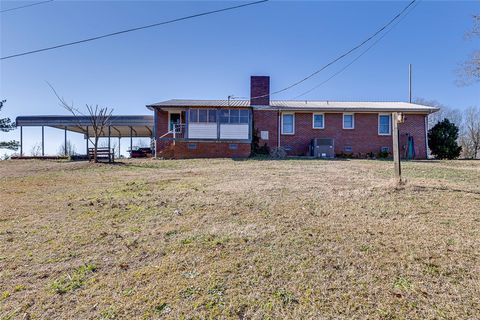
[0,158,479,319]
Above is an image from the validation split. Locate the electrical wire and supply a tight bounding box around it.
[293,0,420,99]
[1,0,268,60]
[0,0,53,13]
[250,0,417,100]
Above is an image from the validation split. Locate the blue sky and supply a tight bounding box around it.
[1,0,479,156]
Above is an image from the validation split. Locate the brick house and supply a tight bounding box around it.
[147,76,438,159]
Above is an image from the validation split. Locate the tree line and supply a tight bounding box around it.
[418,98,480,159]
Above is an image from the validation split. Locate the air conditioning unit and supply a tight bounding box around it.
[311,138,334,158]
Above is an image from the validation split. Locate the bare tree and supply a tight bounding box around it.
[48,84,113,163]
[99,139,117,155]
[30,143,42,156]
[58,140,76,156]
[461,106,480,159]
[415,98,463,129]
[457,14,480,86]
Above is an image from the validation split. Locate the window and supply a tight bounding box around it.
[208,109,217,122]
[344,146,353,153]
[381,146,390,153]
[313,113,325,129]
[198,109,208,122]
[228,144,238,150]
[189,109,217,123]
[378,114,392,135]
[219,109,249,124]
[281,113,295,135]
[240,110,249,123]
[188,109,198,123]
[343,113,354,129]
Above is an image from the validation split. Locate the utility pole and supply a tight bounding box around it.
[409,64,412,103]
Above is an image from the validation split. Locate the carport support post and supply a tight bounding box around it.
[41,126,45,156]
[20,126,23,157]
[64,126,67,156]
[108,126,111,153]
[86,126,89,156]
[392,112,401,182]
[118,137,121,159]
[130,127,133,155]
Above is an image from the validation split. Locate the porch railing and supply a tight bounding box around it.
[158,123,186,140]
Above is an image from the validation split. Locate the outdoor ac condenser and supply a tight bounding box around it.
[311,138,335,158]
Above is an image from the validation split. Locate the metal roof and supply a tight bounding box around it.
[147,99,250,108]
[16,115,154,137]
[147,99,439,113]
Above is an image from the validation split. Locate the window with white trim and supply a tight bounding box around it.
[343,113,354,129]
[313,113,325,129]
[281,113,295,135]
[378,114,392,135]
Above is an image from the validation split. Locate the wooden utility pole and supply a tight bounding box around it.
[392,112,402,182]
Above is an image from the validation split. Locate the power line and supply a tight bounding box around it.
[293,0,420,99]
[1,0,268,60]
[0,0,53,13]
[250,0,417,100]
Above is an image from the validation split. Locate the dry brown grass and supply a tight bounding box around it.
[0,158,479,319]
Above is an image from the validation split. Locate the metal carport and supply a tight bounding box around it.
[15,115,154,157]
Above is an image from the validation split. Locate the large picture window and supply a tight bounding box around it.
[282,113,295,135]
[189,109,217,123]
[378,114,392,135]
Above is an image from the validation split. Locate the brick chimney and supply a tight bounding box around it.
[250,76,270,106]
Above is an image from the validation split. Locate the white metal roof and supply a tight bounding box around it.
[147,99,439,113]
[16,115,154,137]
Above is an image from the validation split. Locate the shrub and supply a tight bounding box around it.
[269,147,287,159]
[251,129,269,155]
[428,119,462,159]
[377,150,389,159]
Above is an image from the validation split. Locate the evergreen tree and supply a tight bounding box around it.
[0,100,19,151]
[428,119,462,159]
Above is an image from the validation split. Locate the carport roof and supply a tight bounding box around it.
[15,115,154,137]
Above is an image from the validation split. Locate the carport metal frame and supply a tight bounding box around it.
[16,115,155,157]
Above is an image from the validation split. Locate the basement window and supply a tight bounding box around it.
[344,146,353,153]
[228,144,238,150]
[187,143,197,150]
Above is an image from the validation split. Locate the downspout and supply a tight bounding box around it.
[277,109,281,148]
[153,108,158,158]
[424,114,429,159]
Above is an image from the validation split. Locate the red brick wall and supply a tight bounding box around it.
[253,111,428,159]
[155,107,428,159]
[250,76,270,106]
[154,109,173,156]
[253,110,279,149]
[169,142,251,159]
[399,114,427,159]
